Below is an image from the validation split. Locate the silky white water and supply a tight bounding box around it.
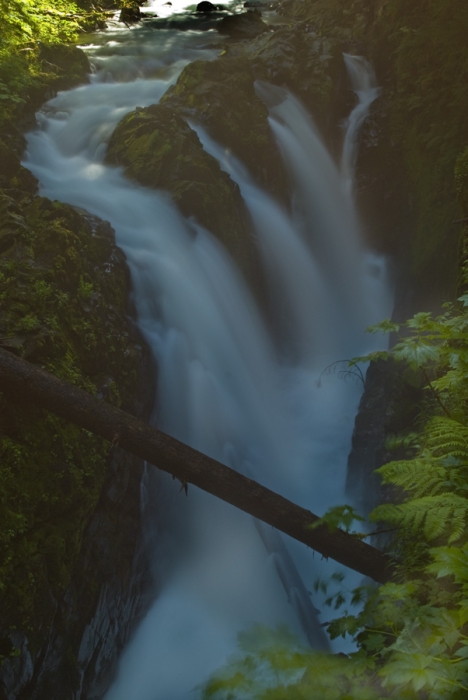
[24,17,392,700]
[341,54,381,198]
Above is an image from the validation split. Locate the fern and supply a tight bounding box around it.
[373,493,468,544]
[373,416,468,544]
[376,456,447,498]
[424,417,468,460]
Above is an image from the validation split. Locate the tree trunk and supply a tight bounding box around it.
[0,348,394,583]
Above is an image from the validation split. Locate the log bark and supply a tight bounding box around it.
[0,348,394,583]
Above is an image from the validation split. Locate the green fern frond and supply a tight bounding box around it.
[377,457,447,498]
[372,494,468,543]
[424,417,468,461]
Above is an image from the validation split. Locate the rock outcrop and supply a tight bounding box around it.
[216,9,270,39]
[0,191,155,700]
[0,51,155,700]
[161,55,286,197]
[106,103,260,282]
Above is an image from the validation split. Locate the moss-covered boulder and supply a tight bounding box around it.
[0,195,136,375]
[161,55,286,197]
[38,44,90,93]
[106,102,260,282]
[0,190,153,691]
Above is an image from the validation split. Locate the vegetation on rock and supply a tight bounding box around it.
[161,55,286,198]
[0,0,114,132]
[244,27,339,125]
[0,192,146,655]
[106,102,260,282]
[0,0,149,675]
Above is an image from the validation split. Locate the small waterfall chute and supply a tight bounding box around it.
[341,53,381,198]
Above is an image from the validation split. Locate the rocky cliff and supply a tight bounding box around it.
[0,45,155,700]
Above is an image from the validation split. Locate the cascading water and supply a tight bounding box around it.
[23,10,392,697]
[341,54,381,198]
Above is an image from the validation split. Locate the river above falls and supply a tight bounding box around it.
[24,6,393,698]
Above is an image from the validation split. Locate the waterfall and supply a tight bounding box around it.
[23,21,392,699]
[341,54,381,198]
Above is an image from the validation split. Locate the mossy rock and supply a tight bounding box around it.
[244,27,340,123]
[0,190,148,652]
[0,140,37,194]
[38,44,90,92]
[161,55,286,198]
[106,102,260,282]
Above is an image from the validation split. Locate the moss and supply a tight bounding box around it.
[161,56,286,197]
[372,0,468,302]
[106,102,260,283]
[244,27,340,125]
[0,190,143,651]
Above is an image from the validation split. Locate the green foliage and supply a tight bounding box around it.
[372,417,468,544]
[0,0,115,126]
[203,542,468,699]
[309,504,365,534]
[0,0,81,48]
[365,297,468,417]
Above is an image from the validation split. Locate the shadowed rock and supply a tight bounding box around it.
[161,56,286,199]
[106,103,260,283]
[217,10,270,39]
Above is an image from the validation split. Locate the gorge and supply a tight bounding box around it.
[1,1,468,698]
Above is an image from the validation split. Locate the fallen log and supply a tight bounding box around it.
[0,347,394,583]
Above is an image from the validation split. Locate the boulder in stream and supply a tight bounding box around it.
[216,10,270,39]
[119,4,142,23]
[106,103,260,283]
[196,1,217,11]
[161,55,287,199]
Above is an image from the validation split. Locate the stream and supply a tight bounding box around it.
[24,3,393,697]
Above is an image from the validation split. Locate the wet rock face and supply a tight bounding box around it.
[9,445,154,700]
[106,102,261,284]
[38,44,91,93]
[245,27,341,126]
[161,56,286,199]
[0,140,37,195]
[346,359,423,515]
[0,179,155,699]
